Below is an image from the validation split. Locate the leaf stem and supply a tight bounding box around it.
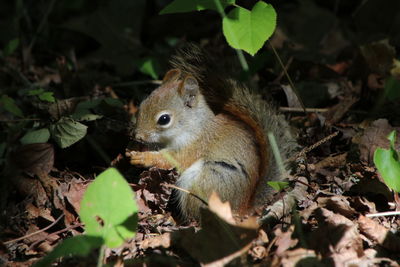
[268,41,306,112]
[97,245,106,267]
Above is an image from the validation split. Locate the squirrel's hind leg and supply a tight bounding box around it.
[175,158,250,219]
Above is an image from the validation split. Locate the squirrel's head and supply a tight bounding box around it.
[135,69,213,149]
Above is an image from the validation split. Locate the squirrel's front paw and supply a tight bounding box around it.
[126,150,174,169]
[126,150,152,167]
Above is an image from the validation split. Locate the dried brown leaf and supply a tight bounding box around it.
[11,143,54,176]
[310,208,364,264]
[173,196,258,264]
[208,191,235,224]
[63,178,89,214]
[352,119,400,163]
[274,226,298,256]
[278,248,319,267]
[139,233,171,249]
[358,215,400,252]
[317,195,357,218]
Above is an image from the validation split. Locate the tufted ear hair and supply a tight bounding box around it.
[162,69,181,83]
[178,76,199,108]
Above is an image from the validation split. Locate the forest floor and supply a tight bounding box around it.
[2,46,400,266]
[1,2,400,264]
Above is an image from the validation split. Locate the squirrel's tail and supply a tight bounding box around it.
[227,83,298,205]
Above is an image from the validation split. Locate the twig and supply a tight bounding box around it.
[274,57,293,83]
[279,107,329,113]
[162,183,208,206]
[28,222,84,250]
[366,211,400,217]
[269,41,306,113]
[4,214,64,245]
[289,131,339,161]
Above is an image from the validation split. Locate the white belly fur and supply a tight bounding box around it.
[176,159,203,189]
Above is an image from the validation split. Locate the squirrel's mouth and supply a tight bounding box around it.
[131,139,165,152]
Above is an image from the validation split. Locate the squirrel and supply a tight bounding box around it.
[126,45,297,220]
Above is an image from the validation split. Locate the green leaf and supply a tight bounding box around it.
[223,1,277,56]
[3,38,20,57]
[135,57,160,79]
[27,89,56,102]
[103,98,124,108]
[27,88,45,96]
[38,92,56,103]
[50,117,88,148]
[80,168,138,248]
[373,130,400,192]
[0,95,24,117]
[72,109,103,121]
[20,128,51,145]
[160,0,234,14]
[33,235,103,267]
[75,99,103,111]
[388,130,397,150]
[384,76,400,101]
[267,181,289,191]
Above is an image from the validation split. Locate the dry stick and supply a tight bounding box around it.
[288,131,340,162]
[279,107,329,113]
[4,214,64,245]
[269,41,306,113]
[274,57,293,83]
[28,222,84,250]
[366,211,400,217]
[162,183,208,206]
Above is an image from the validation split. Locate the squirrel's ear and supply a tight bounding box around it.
[162,69,181,83]
[179,76,199,108]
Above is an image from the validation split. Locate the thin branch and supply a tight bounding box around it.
[162,183,208,206]
[4,214,64,245]
[366,211,400,217]
[279,107,329,113]
[269,41,306,112]
[289,131,340,161]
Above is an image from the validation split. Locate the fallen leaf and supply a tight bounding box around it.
[358,215,400,252]
[352,119,400,163]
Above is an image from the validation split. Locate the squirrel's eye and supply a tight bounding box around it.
[157,114,171,126]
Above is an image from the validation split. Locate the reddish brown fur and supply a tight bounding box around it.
[222,103,269,211]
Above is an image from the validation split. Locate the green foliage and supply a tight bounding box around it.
[374,131,400,192]
[20,128,51,145]
[159,0,277,56]
[34,168,138,266]
[160,0,234,14]
[223,2,276,56]
[267,181,289,191]
[135,57,160,79]
[384,76,400,101]
[2,38,20,57]
[33,235,104,267]
[27,88,56,103]
[0,95,24,117]
[50,117,88,148]
[80,168,138,248]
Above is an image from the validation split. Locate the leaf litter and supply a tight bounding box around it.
[2,13,400,266]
